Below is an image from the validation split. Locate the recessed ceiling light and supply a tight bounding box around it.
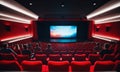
[29,2,32,5]
[61,4,64,7]
[93,3,96,6]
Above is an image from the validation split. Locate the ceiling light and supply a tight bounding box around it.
[8,36,32,43]
[92,34,120,41]
[95,19,120,24]
[29,2,32,5]
[1,34,32,41]
[87,0,120,19]
[0,13,31,24]
[0,0,38,20]
[94,15,120,23]
[0,18,31,24]
[61,4,64,7]
[93,35,112,42]
[93,3,96,6]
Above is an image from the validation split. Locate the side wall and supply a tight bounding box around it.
[0,20,33,42]
[93,21,120,40]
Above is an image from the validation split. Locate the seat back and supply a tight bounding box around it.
[35,54,47,64]
[0,60,22,71]
[114,60,120,71]
[21,60,42,71]
[48,61,69,72]
[62,54,72,62]
[94,61,115,71]
[0,53,16,60]
[74,54,86,61]
[114,54,120,61]
[17,54,30,63]
[103,54,114,61]
[35,54,47,60]
[71,61,91,72]
[49,54,60,61]
[88,54,100,64]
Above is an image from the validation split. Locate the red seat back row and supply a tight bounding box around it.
[0,60,120,72]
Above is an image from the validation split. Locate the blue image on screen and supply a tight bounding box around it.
[50,26,77,38]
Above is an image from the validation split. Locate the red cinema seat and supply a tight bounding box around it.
[102,54,114,61]
[48,61,69,72]
[74,54,86,61]
[17,54,30,63]
[114,54,120,61]
[0,60,22,71]
[49,54,61,61]
[53,50,60,54]
[88,54,100,64]
[21,60,42,71]
[35,54,47,64]
[71,61,91,72]
[62,54,72,62]
[0,53,16,60]
[93,61,115,71]
[114,60,120,71]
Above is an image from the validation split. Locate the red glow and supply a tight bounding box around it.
[1,34,33,41]
[24,25,29,28]
[5,22,10,26]
[93,34,120,41]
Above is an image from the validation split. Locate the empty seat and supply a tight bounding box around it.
[114,60,120,72]
[93,61,115,71]
[62,54,72,62]
[75,50,84,54]
[60,50,67,54]
[0,53,16,60]
[48,61,69,72]
[0,60,22,71]
[35,54,47,64]
[53,50,60,54]
[102,54,114,61]
[74,54,86,61]
[88,54,100,64]
[21,60,42,71]
[84,50,92,57]
[71,61,91,72]
[68,50,75,54]
[49,54,60,61]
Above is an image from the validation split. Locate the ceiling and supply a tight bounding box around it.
[15,0,111,18]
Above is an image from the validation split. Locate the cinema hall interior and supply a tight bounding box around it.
[0,0,120,72]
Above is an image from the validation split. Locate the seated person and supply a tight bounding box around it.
[0,43,17,56]
[34,43,42,53]
[94,42,102,51]
[100,43,112,57]
[22,44,32,56]
[13,44,21,54]
[45,43,53,54]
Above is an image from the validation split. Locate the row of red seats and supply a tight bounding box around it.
[0,60,120,72]
[1,53,120,63]
[1,53,120,66]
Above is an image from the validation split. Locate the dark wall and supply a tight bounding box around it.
[36,21,91,42]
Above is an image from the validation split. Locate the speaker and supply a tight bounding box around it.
[25,28,28,32]
[106,26,110,32]
[96,28,99,32]
[95,26,100,32]
[5,25,11,31]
